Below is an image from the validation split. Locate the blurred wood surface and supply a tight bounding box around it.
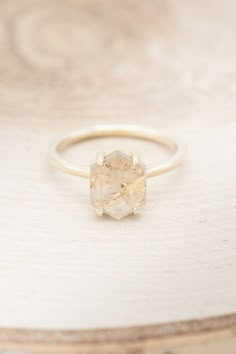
[1,314,236,353]
[0,0,236,352]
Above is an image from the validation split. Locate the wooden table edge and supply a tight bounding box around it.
[0,313,236,353]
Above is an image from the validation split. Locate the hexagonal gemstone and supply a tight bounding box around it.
[90,151,146,219]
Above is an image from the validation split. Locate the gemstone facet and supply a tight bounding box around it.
[90,151,146,219]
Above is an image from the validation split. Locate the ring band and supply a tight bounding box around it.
[49,125,186,219]
[50,125,185,178]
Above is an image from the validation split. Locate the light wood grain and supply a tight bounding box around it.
[0,0,235,350]
[1,314,236,353]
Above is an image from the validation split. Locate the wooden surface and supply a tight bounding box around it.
[1,314,236,353]
[0,0,236,351]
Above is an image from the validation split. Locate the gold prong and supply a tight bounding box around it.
[133,208,140,216]
[131,152,139,165]
[96,152,105,166]
[96,208,104,216]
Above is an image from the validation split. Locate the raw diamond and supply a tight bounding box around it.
[90,151,146,219]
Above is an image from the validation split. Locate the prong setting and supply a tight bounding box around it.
[131,152,140,166]
[91,151,146,219]
[96,208,104,217]
[96,152,105,166]
[133,208,141,216]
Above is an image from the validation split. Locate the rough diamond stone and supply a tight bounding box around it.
[90,151,146,219]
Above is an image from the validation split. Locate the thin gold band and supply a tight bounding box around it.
[49,125,186,178]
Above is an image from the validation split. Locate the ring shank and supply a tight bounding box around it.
[49,125,186,178]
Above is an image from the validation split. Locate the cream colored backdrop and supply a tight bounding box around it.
[0,0,235,330]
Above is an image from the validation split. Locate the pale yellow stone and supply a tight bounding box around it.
[90,151,146,219]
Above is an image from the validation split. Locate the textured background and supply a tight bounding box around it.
[0,0,236,329]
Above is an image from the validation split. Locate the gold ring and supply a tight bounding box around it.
[49,125,186,219]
